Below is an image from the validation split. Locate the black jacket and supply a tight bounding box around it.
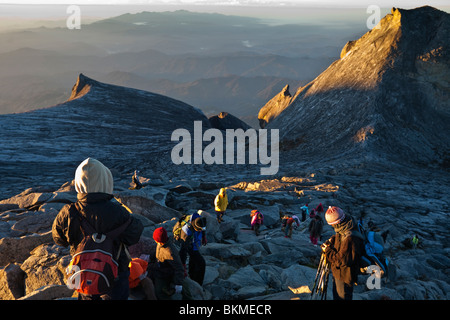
[52,193,144,272]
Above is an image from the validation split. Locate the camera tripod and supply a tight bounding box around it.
[310,253,331,300]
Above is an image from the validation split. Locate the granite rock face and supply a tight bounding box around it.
[264,7,450,168]
[257,84,292,129]
[0,73,210,199]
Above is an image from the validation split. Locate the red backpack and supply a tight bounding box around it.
[66,203,131,296]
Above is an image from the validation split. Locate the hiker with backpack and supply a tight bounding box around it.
[178,211,207,285]
[214,188,228,223]
[321,206,364,300]
[152,227,185,300]
[300,203,309,221]
[284,214,300,238]
[308,214,324,245]
[52,158,144,300]
[250,209,264,236]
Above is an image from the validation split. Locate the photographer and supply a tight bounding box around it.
[321,206,364,300]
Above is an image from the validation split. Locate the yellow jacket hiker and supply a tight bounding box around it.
[214,188,228,223]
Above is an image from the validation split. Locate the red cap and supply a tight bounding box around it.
[153,227,168,244]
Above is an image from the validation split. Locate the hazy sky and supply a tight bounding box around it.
[0,0,449,8]
[0,0,448,27]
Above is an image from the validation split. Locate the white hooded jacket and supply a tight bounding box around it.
[74,158,114,194]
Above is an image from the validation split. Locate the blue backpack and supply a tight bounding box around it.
[356,222,389,277]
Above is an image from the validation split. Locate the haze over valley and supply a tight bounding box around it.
[0,4,392,127]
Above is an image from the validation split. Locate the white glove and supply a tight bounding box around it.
[175,285,183,294]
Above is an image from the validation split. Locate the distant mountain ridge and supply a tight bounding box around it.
[263,6,450,168]
[0,8,343,121]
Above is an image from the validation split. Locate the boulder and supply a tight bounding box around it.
[254,264,284,291]
[115,186,169,207]
[20,244,70,295]
[0,231,53,266]
[201,243,253,267]
[182,277,212,300]
[11,209,58,235]
[0,263,26,300]
[18,284,74,300]
[0,189,53,210]
[224,265,266,290]
[280,264,317,291]
[114,194,181,223]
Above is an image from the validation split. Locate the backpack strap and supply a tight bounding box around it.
[71,201,132,241]
[116,242,132,261]
[70,202,96,237]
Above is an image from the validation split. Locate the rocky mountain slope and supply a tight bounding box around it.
[0,73,210,199]
[264,6,450,168]
[0,6,449,302]
[1,162,449,300]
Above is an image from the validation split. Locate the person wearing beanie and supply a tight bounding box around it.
[52,158,144,300]
[153,226,169,244]
[151,227,185,300]
[321,206,364,300]
[128,257,157,300]
[179,211,207,286]
[325,206,346,225]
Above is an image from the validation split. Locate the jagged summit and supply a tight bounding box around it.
[257,84,292,129]
[263,6,450,167]
[68,73,98,101]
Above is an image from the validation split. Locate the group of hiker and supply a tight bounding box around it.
[51,157,398,301]
[280,202,324,244]
[52,158,211,301]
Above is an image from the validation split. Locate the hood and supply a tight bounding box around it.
[74,158,114,194]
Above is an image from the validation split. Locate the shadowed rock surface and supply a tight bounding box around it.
[0,73,210,199]
[265,7,450,168]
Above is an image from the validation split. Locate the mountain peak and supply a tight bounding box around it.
[263,6,450,167]
[68,73,97,101]
[258,84,293,128]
